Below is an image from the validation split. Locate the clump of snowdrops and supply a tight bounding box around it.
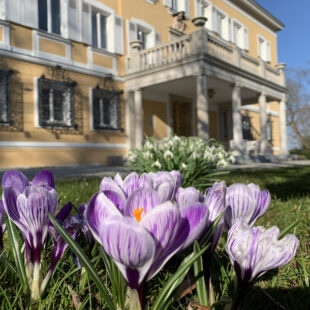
[127,135,235,188]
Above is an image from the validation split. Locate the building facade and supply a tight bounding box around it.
[0,0,287,168]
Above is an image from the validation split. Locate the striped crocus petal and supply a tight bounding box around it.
[0,201,5,248]
[85,192,122,242]
[224,183,256,230]
[139,173,153,189]
[99,216,156,289]
[179,202,210,250]
[123,172,140,196]
[49,215,81,270]
[140,202,182,280]
[170,170,182,189]
[55,202,73,222]
[176,187,202,207]
[2,170,29,193]
[225,220,299,284]
[152,172,176,201]
[17,186,58,261]
[32,170,55,188]
[3,187,27,234]
[114,173,124,190]
[100,177,126,199]
[124,188,161,218]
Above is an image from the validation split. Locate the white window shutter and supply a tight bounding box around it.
[228,18,232,42]
[114,15,124,55]
[68,0,79,41]
[60,0,69,38]
[222,16,229,41]
[266,41,271,62]
[81,3,91,45]
[178,0,190,18]
[195,0,202,17]
[163,0,172,8]
[23,0,38,28]
[243,27,249,50]
[6,0,21,24]
[211,6,217,32]
[205,4,212,29]
[107,14,115,53]
[127,20,137,53]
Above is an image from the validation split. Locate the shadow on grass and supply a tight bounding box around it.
[226,166,310,201]
[241,285,310,310]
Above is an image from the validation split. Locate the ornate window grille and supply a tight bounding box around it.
[38,77,76,128]
[92,88,121,131]
[0,71,11,125]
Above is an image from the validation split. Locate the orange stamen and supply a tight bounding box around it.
[133,208,144,222]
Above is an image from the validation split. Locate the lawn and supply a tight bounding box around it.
[0,166,309,309]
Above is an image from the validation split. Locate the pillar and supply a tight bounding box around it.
[196,74,209,140]
[134,89,143,149]
[259,92,268,154]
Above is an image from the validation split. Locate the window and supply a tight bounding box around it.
[91,9,107,49]
[258,36,271,62]
[38,0,61,35]
[242,115,252,140]
[38,78,75,128]
[137,28,148,49]
[92,88,120,130]
[232,21,242,47]
[0,71,11,125]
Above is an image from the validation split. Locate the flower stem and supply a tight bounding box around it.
[40,269,52,296]
[31,262,41,303]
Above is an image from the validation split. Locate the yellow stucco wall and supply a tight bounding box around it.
[0,148,127,168]
[92,53,113,68]
[143,99,168,139]
[39,38,66,57]
[72,42,88,64]
[0,27,3,42]
[10,23,33,51]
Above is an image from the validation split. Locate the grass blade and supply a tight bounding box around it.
[48,213,115,310]
[279,219,300,239]
[151,243,210,310]
[5,217,27,289]
[193,241,208,306]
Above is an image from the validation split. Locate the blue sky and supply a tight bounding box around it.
[256,0,310,69]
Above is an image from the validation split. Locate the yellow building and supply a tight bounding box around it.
[0,0,287,168]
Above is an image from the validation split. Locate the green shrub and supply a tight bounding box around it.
[127,135,234,188]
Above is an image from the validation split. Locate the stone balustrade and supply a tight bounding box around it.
[125,28,283,86]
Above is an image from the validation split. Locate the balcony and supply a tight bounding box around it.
[125,28,284,87]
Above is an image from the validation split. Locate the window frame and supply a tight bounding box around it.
[91,87,121,131]
[91,8,108,50]
[242,114,253,140]
[38,77,76,129]
[38,0,61,35]
[257,35,271,62]
[0,70,11,125]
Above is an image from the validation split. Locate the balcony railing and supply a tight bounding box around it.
[125,28,284,86]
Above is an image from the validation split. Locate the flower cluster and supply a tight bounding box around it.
[127,136,234,187]
[0,168,299,309]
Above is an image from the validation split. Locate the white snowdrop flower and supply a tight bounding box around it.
[181,163,187,170]
[164,150,173,159]
[152,161,162,169]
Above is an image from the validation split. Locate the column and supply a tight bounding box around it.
[196,74,209,140]
[232,84,243,142]
[134,89,143,149]
[279,97,288,156]
[125,91,134,148]
[259,92,268,154]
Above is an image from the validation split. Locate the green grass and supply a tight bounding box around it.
[0,166,309,309]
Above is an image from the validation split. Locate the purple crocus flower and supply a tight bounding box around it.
[41,203,81,294]
[86,186,209,291]
[225,219,299,285]
[0,200,6,250]
[224,183,271,230]
[1,169,57,300]
[99,171,182,208]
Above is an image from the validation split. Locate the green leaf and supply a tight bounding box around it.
[193,241,208,306]
[151,243,210,310]
[279,219,300,239]
[5,217,27,290]
[48,213,115,310]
